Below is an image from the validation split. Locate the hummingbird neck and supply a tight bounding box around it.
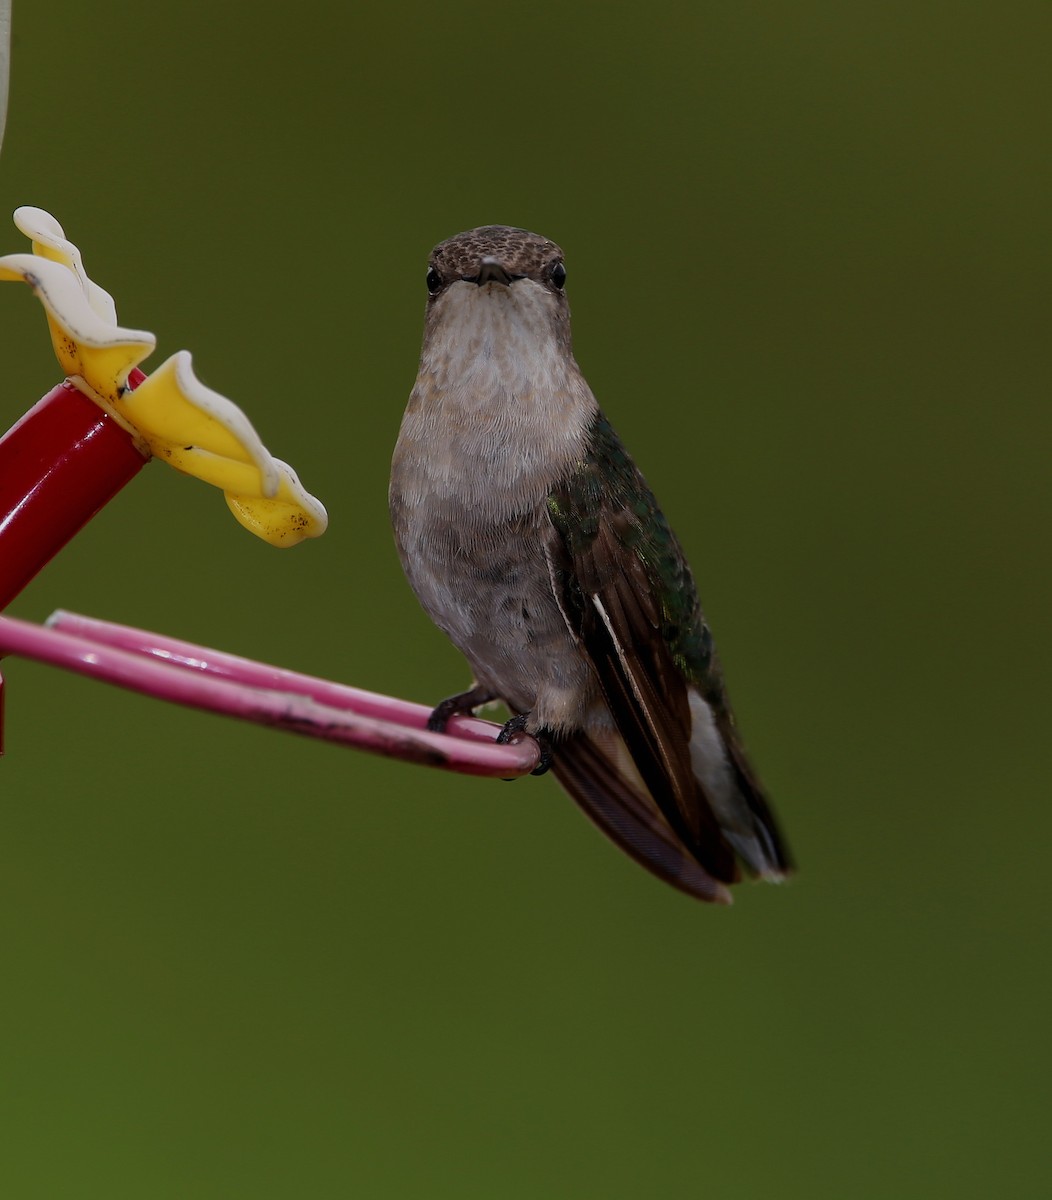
[395,282,598,515]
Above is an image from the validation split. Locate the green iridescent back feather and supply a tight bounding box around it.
[547,412,727,710]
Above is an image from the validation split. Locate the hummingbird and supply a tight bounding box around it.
[390,225,791,903]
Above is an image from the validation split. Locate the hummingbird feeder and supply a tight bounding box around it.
[0,207,539,776]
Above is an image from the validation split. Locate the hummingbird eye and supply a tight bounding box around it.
[550,261,567,290]
[426,266,443,296]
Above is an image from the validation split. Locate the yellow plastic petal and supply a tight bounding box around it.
[226,460,330,547]
[121,352,327,547]
[115,352,277,490]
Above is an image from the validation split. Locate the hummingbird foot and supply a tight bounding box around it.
[426,685,497,733]
[496,713,554,776]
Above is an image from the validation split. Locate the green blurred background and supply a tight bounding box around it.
[1,1,1049,1196]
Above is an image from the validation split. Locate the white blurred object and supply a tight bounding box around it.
[0,1,10,159]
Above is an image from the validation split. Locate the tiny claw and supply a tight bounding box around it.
[495,714,554,776]
[530,738,554,776]
[426,697,462,733]
[495,712,529,744]
[426,685,496,733]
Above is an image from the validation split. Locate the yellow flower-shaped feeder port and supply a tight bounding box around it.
[0,206,327,547]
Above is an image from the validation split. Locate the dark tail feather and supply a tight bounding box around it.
[718,723,795,879]
[552,731,733,904]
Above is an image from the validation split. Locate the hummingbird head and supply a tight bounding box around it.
[418,226,579,401]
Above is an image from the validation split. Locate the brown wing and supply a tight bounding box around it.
[544,411,794,890]
[545,511,739,885]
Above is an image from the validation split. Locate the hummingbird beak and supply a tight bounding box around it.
[473,257,513,287]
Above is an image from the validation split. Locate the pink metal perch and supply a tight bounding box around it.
[0,610,540,776]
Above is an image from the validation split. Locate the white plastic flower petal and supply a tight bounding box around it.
[14,205,119,325]
[0,207,327,547]
[0,250,155,396]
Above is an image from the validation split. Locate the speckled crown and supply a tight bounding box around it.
[429,226,564,281]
